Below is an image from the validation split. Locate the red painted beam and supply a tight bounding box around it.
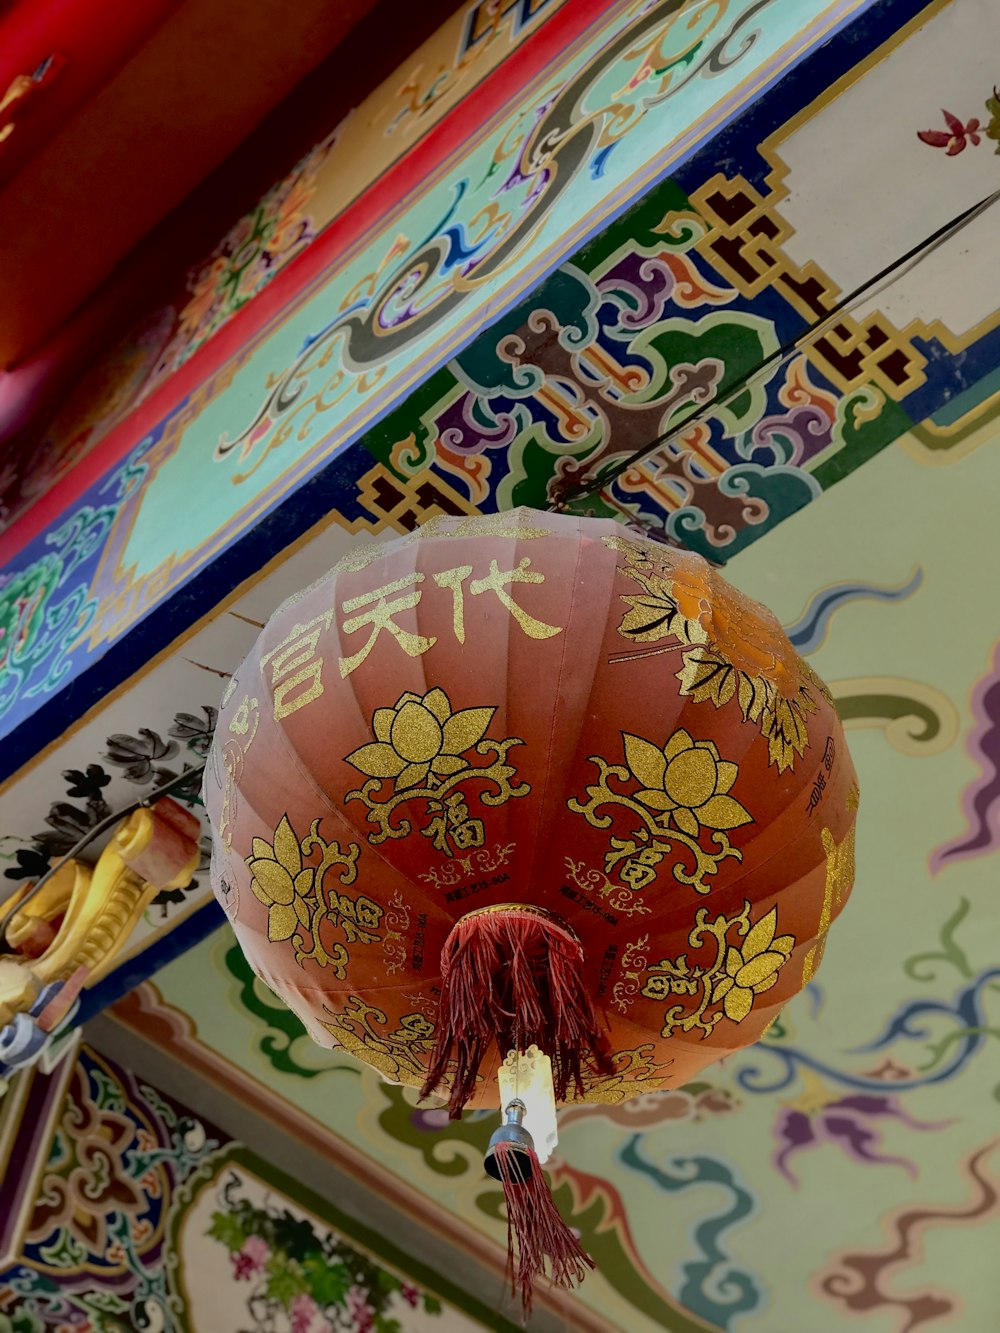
[0,0,382,368]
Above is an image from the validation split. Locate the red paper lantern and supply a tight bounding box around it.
[205,509,858,1303]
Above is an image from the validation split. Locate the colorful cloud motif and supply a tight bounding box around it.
[931,641,1000,873]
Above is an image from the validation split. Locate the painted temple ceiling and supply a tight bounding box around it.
[0,0,998,1328]
[0,1041,511,1332]
[102,432,1000,1332]
[1,0,958,772]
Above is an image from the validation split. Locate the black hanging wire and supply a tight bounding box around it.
[0,764,206,953]
[549,185,1000,519]
[2,189,997,950]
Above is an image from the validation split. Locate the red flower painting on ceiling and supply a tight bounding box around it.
[918,89,1000,155]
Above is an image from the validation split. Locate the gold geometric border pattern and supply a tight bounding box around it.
[690,172,928,402]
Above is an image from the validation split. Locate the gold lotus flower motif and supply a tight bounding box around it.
[247,814,314,942]
[711,907,794,1022]
[623,728,752,837]
[346,688,495,791]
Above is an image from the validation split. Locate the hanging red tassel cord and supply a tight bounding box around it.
[490,1139,594,1313]
[420,905,613,1117]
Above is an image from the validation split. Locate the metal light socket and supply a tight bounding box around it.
[484,1098,536,1183]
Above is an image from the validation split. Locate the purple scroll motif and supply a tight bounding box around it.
[599,255,681,330]
[931,641,1000,874]
[773,1093,953,1185]
[438,394,522,455]
[747,402,833,468]
[599,249,735,330]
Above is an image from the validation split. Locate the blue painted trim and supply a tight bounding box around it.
[0,0,957,782]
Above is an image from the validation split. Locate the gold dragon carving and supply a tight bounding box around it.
[0,798,200,1032]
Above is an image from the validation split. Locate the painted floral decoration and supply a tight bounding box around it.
[623,728,751,836]
[917,88,1000,155]
[918,107,982,154]
[345,688,495,789]
[208,1182,444,1332]
[290,1292,319,1333]
[5,706,216,920]
[710,907,794,1022]
[232,1233,269,1280]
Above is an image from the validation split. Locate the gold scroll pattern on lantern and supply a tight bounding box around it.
[322,995,436,1087]
[568,726,752,895]
[245,815,371,978]
[641,903,795,1037]
[345,688,529,856]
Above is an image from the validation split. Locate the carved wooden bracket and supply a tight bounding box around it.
[0,798,199,1081]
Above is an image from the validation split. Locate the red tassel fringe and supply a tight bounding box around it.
[420,908,613,1116]
[492,1139,594,1313]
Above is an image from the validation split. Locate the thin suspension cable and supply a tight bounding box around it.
[551,186,1000,512]
[2,169,994,949]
